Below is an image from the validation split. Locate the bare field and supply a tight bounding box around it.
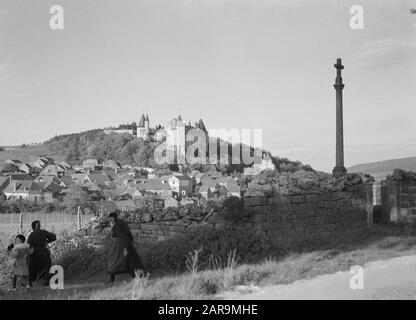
[0,212,94,235]
[0,145,63,164]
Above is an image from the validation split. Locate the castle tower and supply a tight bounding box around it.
[145,114,149,133]
[176,114,185,164]
[137,113,146,139]
[138,114,145,128]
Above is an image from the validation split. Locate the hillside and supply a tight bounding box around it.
[348,157,416,181]
[44,129,160,167]
[2,129,316,175]
[0,145,64,164]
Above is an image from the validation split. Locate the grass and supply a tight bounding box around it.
[2,224,416,300]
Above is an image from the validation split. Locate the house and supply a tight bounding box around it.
[168,175,193,196]
[63,169,77,176]
[58,161,72,170]
[60,176,76,188]
[6,173,33,181]
[31,157,52,169]
[71,173,90,185]
[82,180,102,192]
[164,196,178,208]
[139,179,172,198]
[3,181,44,202]
[38,180,62,199]
[39,164,66,177]
[115,185,143,200]
[35,175,60,185]
[88,173,112,188]
[81,181,104,200]
[30,166,43,176]
[5,159,22,165]
[17,163,33,174]
[3,181,30,200]
[82,159,102,170]
[103,160,121,171]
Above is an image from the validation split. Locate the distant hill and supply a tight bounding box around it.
[2,129,314,173]
[348,157,416,181]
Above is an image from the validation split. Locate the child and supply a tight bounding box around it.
[7,234,32,291]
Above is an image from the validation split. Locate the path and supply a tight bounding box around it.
[218,255,416,300]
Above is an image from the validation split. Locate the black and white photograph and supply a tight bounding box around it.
[0,0,415,305]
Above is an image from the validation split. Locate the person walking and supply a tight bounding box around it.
[106,211,145,284]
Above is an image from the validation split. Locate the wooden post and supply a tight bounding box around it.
[43,211,46,227]
[19,212,23,234]
[77,206,81,230]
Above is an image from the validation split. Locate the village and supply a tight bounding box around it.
[0,150,276,217]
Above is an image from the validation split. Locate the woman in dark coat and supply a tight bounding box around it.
[27,220,56,286]
[107,212,144,283]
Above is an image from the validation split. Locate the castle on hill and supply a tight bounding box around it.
[104,113,208,155]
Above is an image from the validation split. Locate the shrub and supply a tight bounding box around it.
[221,196,252,224]
[50,236,110,281]
[387,169,416,184]
[137,226,283,273]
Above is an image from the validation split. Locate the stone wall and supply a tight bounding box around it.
[239,184,373,248]
[381,181,416,223]
[86,184,374,249]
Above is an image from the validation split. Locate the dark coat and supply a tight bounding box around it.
[27,229,56,283]
[107,220,144,274]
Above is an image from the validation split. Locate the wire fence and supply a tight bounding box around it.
[0,212,94,235]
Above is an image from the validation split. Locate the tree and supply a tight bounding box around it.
[63,186,91,213]
[65,140,81,163]
[133,143,154,167]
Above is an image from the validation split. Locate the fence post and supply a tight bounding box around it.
[19,212,23,234]
[77,206,81,230]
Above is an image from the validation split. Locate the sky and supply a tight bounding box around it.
[0,0,415,172]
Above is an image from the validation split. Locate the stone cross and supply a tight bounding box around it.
[332,58,347,177]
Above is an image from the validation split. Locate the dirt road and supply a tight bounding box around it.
[219,255,416,300]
